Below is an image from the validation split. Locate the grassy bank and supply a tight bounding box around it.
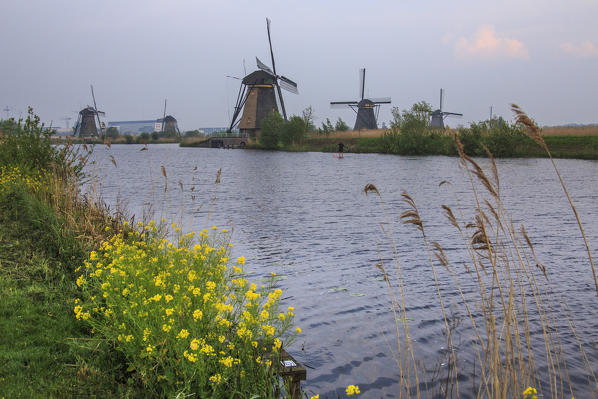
[0,109,303,398]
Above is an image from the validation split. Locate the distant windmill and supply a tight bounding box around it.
[430,89,462,129]
[330,68,391,130]
[227,18,298,136]
[157,99,181,136]
[74,85,105,137]
[3,106,10,119]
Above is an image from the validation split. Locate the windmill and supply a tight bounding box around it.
[227,18,298,136]
[430,89,462,129]
[74,85,105,137]
[330,68,391,130]
[158,99,180,136]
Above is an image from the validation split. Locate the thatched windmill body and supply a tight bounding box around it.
[228,18,298,137]
[430,89,462,129]
[331,68,391,130]
[74,85,105,137]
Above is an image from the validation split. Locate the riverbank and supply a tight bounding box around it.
[246,132,598,159]
[1,110,303,398]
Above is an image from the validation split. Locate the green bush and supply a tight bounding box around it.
[259,111,283,149]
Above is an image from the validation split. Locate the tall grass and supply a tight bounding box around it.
[364,106,597,398]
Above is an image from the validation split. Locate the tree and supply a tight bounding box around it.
[301,106,316,132]
[335,117,349,132]
[390,106,403,129]
[320,118,334,136]
[280,115,306,146]
[259,111,283,149]
[106,126,119,139]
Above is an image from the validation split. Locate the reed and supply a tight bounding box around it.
[364,108,597,398]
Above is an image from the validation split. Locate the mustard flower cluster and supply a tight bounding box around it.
[0,166,41,192]
[346,385,361,396]
[74,221,298,397]
[523,387,537,399]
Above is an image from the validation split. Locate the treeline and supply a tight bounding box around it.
[377,101,538,157]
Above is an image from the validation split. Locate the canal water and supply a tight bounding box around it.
[85,144,598,398]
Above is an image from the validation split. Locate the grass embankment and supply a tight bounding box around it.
[0,177,128,398]
[1,109,302,398]
[292,129,598,159]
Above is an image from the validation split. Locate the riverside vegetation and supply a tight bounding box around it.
[361,104,596,398]
[250,102,598,159]
[0,108,310,398]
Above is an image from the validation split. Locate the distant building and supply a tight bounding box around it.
[107,120,157,136]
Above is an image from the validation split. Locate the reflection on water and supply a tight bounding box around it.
[86,144,598,398]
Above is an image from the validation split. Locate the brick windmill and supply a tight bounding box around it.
[331,68,391,130]
[74,85,105,137]
[227,18,298,137]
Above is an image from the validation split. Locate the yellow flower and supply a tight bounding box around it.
[146,345,154,355]
[273,338,282,350]
[260,310,269,320]
[237,256,245,265]
[165,294,174,302]
[209,373,221,385]
[190,339,200,351]
[523,387,537,399]
[295,327,302,334]
[346,385,360,396]
[76,275,85,287]
[218,335,225,343]
[177,329,190,339]
[219,356,234,367]
[270,271,277,277]
[310,395,320,399]
[193,309,203,321]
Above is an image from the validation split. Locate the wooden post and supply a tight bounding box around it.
[277,349,307,399]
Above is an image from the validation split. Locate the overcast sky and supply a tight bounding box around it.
[1,0,597,131]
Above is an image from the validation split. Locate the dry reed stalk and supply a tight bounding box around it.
[364,184,420,398]
[511,104,598,296]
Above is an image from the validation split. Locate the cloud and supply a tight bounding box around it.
[560,41,598,58]
[454,25,530,61]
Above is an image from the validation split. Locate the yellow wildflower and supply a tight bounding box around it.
[177,329,190,339]
[237,256,245,265]
[209,374,221,385]
[346,385,360,396]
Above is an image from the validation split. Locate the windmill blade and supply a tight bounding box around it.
[96,110,106,116]
[226,75,242,80]
[279,75,298,94]
[266,17,277,76]
[369,97,392,104]
[331,101,358,109]
[256,57,274,75]
[358,68,365,100]
[90,84,104,135]
[443,112,463,117]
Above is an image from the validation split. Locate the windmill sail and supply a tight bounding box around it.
[256,57,273,75]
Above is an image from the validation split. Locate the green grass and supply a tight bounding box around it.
[0,187,133,398]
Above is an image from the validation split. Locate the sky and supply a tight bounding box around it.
[1,0,597,131]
